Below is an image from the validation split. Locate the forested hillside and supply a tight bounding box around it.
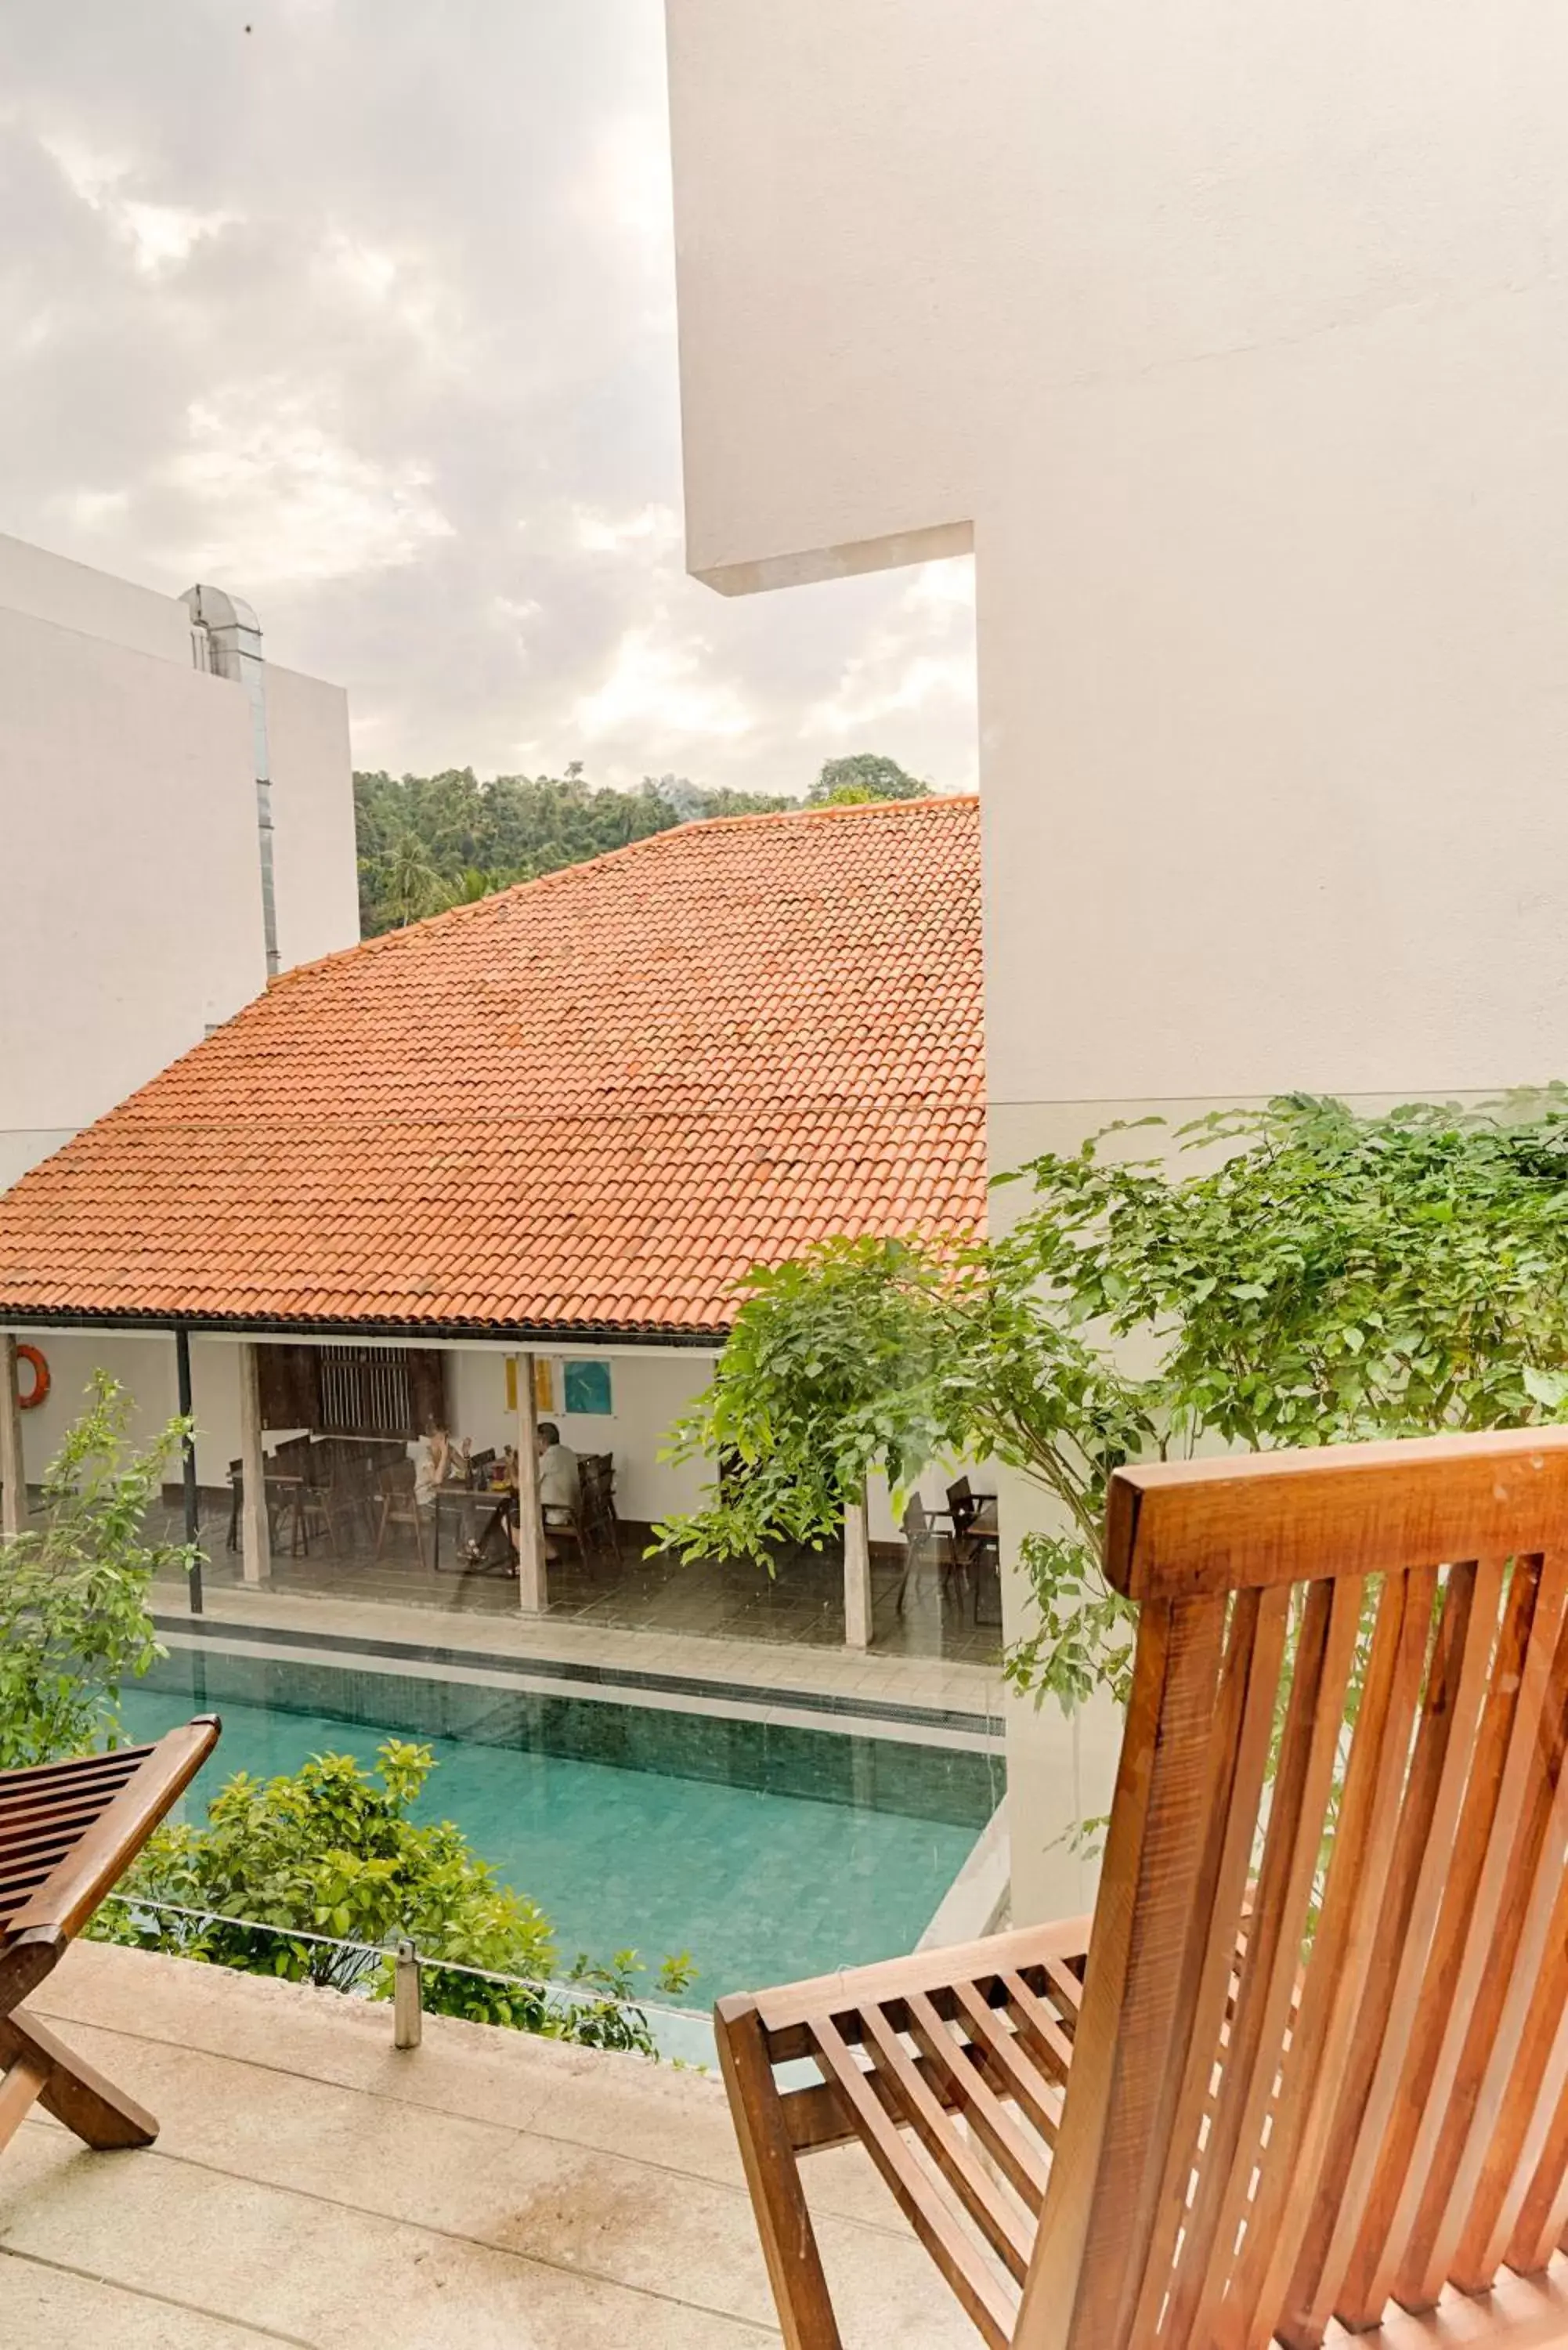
[353,754,935,935]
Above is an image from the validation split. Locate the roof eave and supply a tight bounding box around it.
[0,1303,730,1348]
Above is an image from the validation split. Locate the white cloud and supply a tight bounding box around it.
[42,132,232,273]
[574,502,680,555]
[161,389,454,588]
[574,621,753,743]
[800,559,977,766]
[0,3,977,794]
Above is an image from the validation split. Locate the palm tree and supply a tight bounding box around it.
[381,833,451,928]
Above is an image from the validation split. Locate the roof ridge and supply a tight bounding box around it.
[270,790,981,991]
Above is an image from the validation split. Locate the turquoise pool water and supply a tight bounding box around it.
[122,1646,1001,2011]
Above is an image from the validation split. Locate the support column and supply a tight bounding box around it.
[237,1341,270,1586]
[174,1329,204,1615]
[0,1336,24,1541]
[513,1350,546,1615]
[843,1488,872,1650]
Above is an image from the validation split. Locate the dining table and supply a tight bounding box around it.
[433,1475,518,1573]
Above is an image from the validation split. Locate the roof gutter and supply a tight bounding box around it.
[0,1305,728,1349]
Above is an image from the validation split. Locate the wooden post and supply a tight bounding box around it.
[0,1336,24,1541]
[514,1350,546,1614]
[237,1340,270,1585]
[174,1329,204,1615]
[844,1487,873,1650]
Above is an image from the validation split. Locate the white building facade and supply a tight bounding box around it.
[0,532,357,1190]
[662,0,1568,1914]
[0,532,359,1511]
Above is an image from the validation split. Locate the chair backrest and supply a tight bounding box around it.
[902,1494,930,1543]
[947,1476,977,1535]
[379,1459,416,1502]
[1020,1426,1568,2350]
[0,1720,222,2012]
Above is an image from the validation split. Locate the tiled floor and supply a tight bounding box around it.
[161,1581,1004,1729]
[5,1941,977,2348]
[148,1488,1003,1667]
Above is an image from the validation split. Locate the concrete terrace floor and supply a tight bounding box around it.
[9,1950,1568,2348]
[2,1942,974,2350]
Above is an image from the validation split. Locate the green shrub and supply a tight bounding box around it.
[657,1093,1568,1714]
[0,1372,190,1770]
[92,1739,693,2055]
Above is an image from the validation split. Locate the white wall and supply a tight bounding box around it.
[664,0,1568,1916]
[446,1347,721,1524]
[0,602,266,1165]
[14,1330,181,1479]
[0,537,359,1189]
[0,531,193,663]
[267,664,361,971]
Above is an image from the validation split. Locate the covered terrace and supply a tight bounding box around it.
[0,796,998,1668]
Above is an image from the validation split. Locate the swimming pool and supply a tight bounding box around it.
[122,1643,1003,2012]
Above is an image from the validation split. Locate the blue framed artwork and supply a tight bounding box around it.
[563,1358,613,1416]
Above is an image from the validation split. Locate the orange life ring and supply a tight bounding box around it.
[15,1343,49,1410]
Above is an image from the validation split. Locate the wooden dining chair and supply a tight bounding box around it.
[580,1452,621,1562]
[374,1459,429,1569]
[893,1492,962,1615]
[718,1426,1568,2348]
[2,1719,221,2163]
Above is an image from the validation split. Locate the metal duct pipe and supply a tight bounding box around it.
[182,584,279,978]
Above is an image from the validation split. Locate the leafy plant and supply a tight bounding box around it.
[656,1238,964,1567]
[807,753,930,804]
[0,1373,191,1770]
[93,1740,694,2057]
[658,1093,1568,1715]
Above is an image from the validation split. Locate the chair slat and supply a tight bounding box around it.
[1505,2061,1568,2277]
[810,2013,1018,2349]
[1336,1555,1550,2322]
[1131,1582,1289,2346]
[1406,1579,1568,2302]
[900,1990,1050,2209]
[1161,1578,1360,2350]
[1292,1558,1501,2338]
[857,2002,1035,2279]
[0,1745,156,1795]
[950,1979,1063,2145]
[1018,1593,1230,2350]
[0,1793,142,1859]
[997,1969,1074,2088]
[1238,1565,1436,2348]
[1389,1553,1568,2310]
[1451,1860,1568,2290]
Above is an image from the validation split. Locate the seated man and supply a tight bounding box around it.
[537,1420,580,1559]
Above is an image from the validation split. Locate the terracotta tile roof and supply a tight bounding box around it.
[0,796,985,1338]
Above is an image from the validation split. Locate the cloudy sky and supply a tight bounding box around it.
[0,0,977,797]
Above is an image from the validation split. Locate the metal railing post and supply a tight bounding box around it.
[394,1936,423,2048]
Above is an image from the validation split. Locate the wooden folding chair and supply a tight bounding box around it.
[717,1426,1568,2347]
[1,1718,221,2161]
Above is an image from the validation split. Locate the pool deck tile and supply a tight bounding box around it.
[2,1942,974,2348]
[179,1581,1003,1721]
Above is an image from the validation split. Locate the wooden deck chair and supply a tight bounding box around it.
[0,1718,221,2161]
[717,1427,1568,2348]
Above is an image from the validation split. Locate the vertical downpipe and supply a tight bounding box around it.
[183,584,280,979]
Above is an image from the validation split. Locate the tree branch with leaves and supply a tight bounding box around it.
[656,1092,1568,1715]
